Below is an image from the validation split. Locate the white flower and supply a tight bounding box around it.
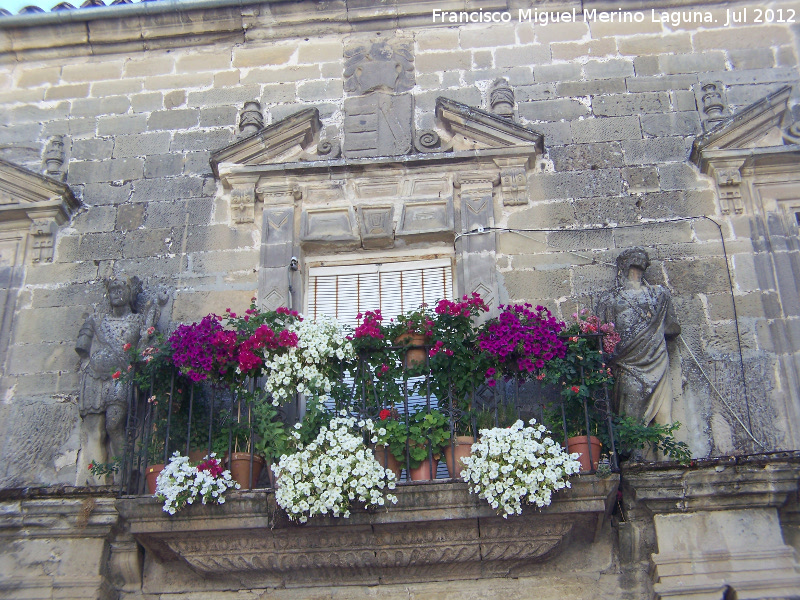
[154,451,239,514]
[273,415,397,523]
[460,419,581,518]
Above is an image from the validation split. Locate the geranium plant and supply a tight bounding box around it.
[272,413,398,523]
[155,451,239,515]
[460,419,582,518]
[406,407,451,468]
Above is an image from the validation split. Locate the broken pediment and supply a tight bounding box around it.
[0,158,79,226]
[691,85,794,167]
[690,85,800,216]
[211,96,543,180]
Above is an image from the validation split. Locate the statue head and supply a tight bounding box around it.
[616,247,650,280]
[105,276,140,312]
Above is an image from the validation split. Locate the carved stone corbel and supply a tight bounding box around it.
[492,157,529,206]
[713,166,744,215]
[230,182,257,224]
[358,204,394,249]
[29,218,57,263]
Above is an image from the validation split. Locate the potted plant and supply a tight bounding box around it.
[460,419,581,517]
[541,310,619,472]
[154,451,239,515]
[372,407,407,480]
[272,413,398,523]
[406,407,451,480]
[390,305,434,367]
[348,311,404,412]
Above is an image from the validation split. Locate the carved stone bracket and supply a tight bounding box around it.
[493,157,529,206]
[29,218,57,263]
[230,182,257,224]
[713,166,744,214]
[116,477,618,585]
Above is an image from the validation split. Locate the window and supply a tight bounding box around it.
[306,258,453,325]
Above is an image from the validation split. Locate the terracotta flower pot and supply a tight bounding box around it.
[566,435,602,473]
[227,452,266,489]
[372,444,402,481]
[395,333,428,368]
[145,463,165,494]
[188,448,208,463]
[444,435,475,479]
[409,457,439,481]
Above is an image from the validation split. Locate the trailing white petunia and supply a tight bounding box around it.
[272,413,398,523]
[155,452,239,515]
[263,316,354,405]
[460,419,582,518]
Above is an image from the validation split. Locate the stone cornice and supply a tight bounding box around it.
[622,455,800,514]
[0,0,752,60]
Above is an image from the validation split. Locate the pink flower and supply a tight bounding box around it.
[147,326,155,335]
[123,343,132,352]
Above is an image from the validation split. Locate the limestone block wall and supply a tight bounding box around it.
[0,0,799,487]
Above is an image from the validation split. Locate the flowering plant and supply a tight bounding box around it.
[478,304,566,386]
[272,413,398,523]
[169,314,236,382]
[348,311,404,410]
[155,451,239,515]
[391,306,434,338]
[460,419,581,518]
[406,407,451,468]
[374,407,409,463]
[264,315,354,405]
[540,310,618,438]
[424,295,491,435]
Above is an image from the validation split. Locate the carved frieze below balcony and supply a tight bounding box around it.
[116,477,618,585]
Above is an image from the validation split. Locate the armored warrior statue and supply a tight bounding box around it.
[75,276,162,482]
[597,248,681,428]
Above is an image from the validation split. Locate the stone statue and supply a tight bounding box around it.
[75,277,163,482]
[597,248,681,428]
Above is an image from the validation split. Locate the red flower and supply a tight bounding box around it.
[147,326,155,336]
[111,370,121,380]
[379,409,392,421]
[123,343,132,352]
[571,385,580,394]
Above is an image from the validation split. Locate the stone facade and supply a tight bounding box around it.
[1,0,800,598]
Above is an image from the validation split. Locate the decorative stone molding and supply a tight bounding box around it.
[43,135,66,180]
[239,100,264,137]
[712,166,744,215]
[230,182,257,224]
[358,204,394,249]
[343,92,413,159]
[693,81,730,131]
[489,78,515,120]
[397,198,454,237]
[0,491,120,600]
[116,477,618,584]
[493,156,530,206]
[29,217,57,263]
[301,206,359,243]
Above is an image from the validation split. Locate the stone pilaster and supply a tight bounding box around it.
[623,457,800,600]
[258,184,298,311]
[455,173,499,307]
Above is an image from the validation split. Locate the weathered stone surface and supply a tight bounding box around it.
[549,142,624,172]
[518,99,589,122]
[530,170,623,201]
[571,116,641,143]
[593,92,669,117]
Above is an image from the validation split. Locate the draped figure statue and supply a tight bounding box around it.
[597,247,681,427]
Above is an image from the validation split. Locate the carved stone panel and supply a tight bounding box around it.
[343,93,413,158]
[259,206,295,311]
[301,207,358,242]
[397,199,454,236]
[343,38,414,95]
[358,205,394,249]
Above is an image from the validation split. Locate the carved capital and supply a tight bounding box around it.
[358,204,394,249]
